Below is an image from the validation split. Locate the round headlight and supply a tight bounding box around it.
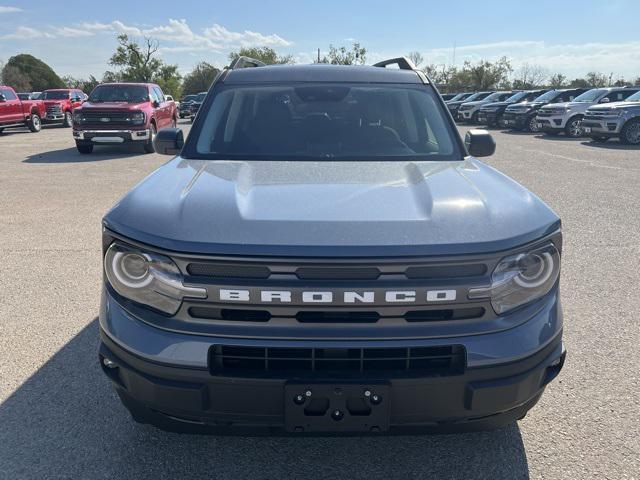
[112,251,152,288]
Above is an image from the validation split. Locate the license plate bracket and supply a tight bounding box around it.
[284,383,390,433]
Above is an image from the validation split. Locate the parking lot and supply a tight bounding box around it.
[0,122,638,479]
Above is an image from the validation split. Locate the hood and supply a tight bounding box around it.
[104,158,560,257]
[481,101,510,109]
[544,102,570,109]
[507,101,547,110]
[43,99,67,106]
[588,100,640,111]
[79,101,147,111]
[460,100,485,107]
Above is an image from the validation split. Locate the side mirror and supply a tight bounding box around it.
[0,93,6,102]
[465,129,496,158]
[600,97,610,104]
[153,128,184,155]
[152,100,160,108]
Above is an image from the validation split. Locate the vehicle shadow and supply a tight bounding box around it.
[533,135,581,142]
[0,320,531,480]
[500,130,534,136]
[23,145,146,163]
[580,140,640,150]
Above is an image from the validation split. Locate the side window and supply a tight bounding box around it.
[149,88,159,104]
[153,87,165,103]
[1,88,17,100]
[608,90,637,102]
[563,92,576,102]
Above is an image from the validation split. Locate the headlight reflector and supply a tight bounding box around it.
[73,112,82,124]
[131,111,145,124]
[105,243,206,314]
[469,242,560,314]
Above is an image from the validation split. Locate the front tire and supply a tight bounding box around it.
[27,114,42,132]
[143,123,157,153]
[620,118,640,145]
[62,111,73,128]
[564,116,584,138]
[526,116,541,133]
[76,142,93,154]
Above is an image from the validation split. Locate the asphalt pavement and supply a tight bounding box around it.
[0,122,638,479]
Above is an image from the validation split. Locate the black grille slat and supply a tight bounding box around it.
[209,345,466,377]
[296,267,381,280]
[187,263,271,279]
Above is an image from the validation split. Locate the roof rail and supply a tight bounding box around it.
[229,56,266,70]
[372,57,416,71]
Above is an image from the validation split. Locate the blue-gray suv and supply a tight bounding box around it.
[99,57,565,434]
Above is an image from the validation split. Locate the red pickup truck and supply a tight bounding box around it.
[40,88,86,127]
[72,83,177,154]
[0,85,46,134]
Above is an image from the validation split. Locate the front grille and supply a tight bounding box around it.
[584,111,612,118]
[46,105,62,115]
[209,344,466,377]
[537,109,558,117]
[186,261,486,281]
[503,112,517,120]
[187,306,484,323]
[79,111,139,128]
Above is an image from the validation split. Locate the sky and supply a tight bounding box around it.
[1,0,639,82]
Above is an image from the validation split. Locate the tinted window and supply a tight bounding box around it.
[573,89,607,103]
[153,87,165,103]
[605,90,638,102]
[89,85,149,103]
[625,91,640,102]
[533,90,560,102]
[192,83,459,161]
[40,91,70,100]
[1,88,18,100]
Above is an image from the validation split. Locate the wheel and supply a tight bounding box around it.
[564,116,584,138]
[62,111,73,128]
[590,136,609,143]
[27,113,42,132]
[143,123,157,153]
[76,142,93,154]
[620,118,640,145]
[471,111,479,124]
[526,116,541,133]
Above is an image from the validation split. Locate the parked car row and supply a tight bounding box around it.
[445,86,640,144]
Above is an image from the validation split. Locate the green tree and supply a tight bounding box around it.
[548,73,568,88]
[1,65,32,91]
[228,46,293,65]
[318,43,366,65]
[568,78,589,88]
[182,62,221,96]
[2,54,64,91]
[106,34,182,97]
[62,74,100,93]
[443,57,512,91]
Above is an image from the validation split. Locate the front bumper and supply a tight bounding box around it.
[73,129,150,143]
[457,109,477,122]
[536,115,566,132]
[581,117,624,136]
[43,114,65,122]
[99,288,564,432]
[502,112,531,129]
[477,111,500,125]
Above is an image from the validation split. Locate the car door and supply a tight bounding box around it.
[153,87,171,128]
[0,88,22,123]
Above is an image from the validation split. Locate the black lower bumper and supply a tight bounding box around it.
[100,329,565,434]
[502,113,531,130]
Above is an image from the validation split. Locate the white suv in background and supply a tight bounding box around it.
[537,87,640,137]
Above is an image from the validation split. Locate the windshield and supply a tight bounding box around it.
[483,92,506,102]
[182,95,197,102]
[572,89,607,103]
[17,93,30,100]
[463,92,492,102]
[88,85,149,103]
[189,83,459,161]
[195,92,207,102]
[449,93,471,102]
[625,91,640,102]
[505,91,528,103]
[532,90,560,102]
[40,91,70,100]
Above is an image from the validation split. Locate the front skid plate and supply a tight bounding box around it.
[284,383,390,433]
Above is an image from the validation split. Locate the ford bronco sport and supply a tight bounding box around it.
[99,57,565,434]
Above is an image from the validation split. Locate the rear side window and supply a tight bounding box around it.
[192,83,459,161]
[0,88,17,100]
[605,90,638,102]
